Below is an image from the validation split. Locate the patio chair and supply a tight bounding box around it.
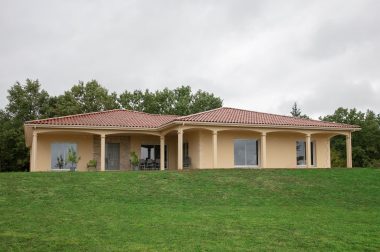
[155,159,160,169]
[146,159,154,170]
[139,159,146,170]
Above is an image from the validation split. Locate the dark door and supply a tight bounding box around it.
[106,143,120,170]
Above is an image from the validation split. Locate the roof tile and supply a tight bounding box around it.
[176,107,359,129]
[25,107,359,129]
[26,109,177,128]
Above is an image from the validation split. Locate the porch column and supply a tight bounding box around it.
[177,129,183,170]
[160,135,165,170]
[306,133,311,168]
[100,134,106,171]
[212,130,218,168]
[31,131,38,171]
[346,132,352,168]
[260,132,267,168]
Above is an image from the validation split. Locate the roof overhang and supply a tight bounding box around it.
[24,119,360,147]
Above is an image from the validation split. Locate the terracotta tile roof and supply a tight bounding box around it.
[175,107,359,129]
[25,109,177,128]
[25,107,359,129]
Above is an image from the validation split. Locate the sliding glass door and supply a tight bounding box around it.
[234,139,259,167]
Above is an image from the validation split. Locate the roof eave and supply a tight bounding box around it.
[24,120,361,133]
[23,123,161,131]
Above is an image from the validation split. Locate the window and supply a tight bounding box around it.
[183,142,189,159]
[140,144,168,161]
[234,139,259,167]
[51,143,77,170]
[296,141,315,166]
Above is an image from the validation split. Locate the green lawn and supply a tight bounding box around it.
[1,169,380,251]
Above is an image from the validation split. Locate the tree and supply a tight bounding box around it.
[320,108,380,167]
[290,102,309,119]
[0,80,51,172]
[118,85,223,115]
[55,80,119,116]
[190,89,223,114]
[0,80,223,171]
[6,79,51,122]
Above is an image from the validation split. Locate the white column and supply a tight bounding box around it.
[100,134,106,171]
[160,135,165,170]
[260,132,267,168]
[177,129,183,170]
[212,130,218,168]
[306,134,311,168]
[346,132,352,168]
[31,131,38,171]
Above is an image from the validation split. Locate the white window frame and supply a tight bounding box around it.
[234,139,260,168]
[296,140,316,168]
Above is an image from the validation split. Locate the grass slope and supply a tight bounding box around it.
[1,168,380,251]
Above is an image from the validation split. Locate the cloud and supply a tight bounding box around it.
[0,0,379,118]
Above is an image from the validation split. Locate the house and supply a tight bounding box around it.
[24,107,360,171]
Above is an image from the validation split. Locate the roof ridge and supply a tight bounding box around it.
[25,109,126,124]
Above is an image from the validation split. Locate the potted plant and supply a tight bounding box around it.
[66,147,81,172]
[87,159,97,171]
[130,151,139,171]
[55,155,66,169]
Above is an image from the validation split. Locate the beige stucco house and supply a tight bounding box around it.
[24,107,360,172]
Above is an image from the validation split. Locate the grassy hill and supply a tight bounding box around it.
[1,168,380,251]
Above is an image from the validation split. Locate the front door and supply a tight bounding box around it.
[106,143,120,170]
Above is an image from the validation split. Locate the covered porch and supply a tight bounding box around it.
[27,126,354,171]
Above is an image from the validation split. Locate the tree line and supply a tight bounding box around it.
[0,80,379,171]
[291,102,380,168]
[0,79,223,171]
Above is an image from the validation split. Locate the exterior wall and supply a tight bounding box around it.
[266,133,330,168]
[30,127,335,171]
[184,131,200,169]
[217,130,261,168]
[266,132,304,168]
[196,130,331,169]
[314,135,331,168]
[34,133,93,172]
[198,131,213,168]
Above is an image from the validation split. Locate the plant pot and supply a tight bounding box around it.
[70,167,76,172]
[87,166,97,172]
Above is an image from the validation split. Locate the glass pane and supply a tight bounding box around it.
[234,140,246,166]
[311,142,315,166]
[246,140,258,166]
[51,143,77,169]
[149,147,155,160]
[296,141,306,165]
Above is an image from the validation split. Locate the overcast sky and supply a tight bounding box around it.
[0,0,379,118]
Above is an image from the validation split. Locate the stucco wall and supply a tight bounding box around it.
[31,128,333,171]
[184,131,201,169]
[196,130,331,169]
[216,130,261,168]
[34,133,93,172]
